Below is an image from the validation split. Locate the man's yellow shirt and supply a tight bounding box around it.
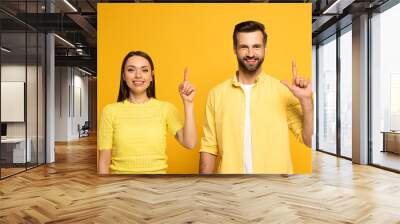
[200,72,304,174]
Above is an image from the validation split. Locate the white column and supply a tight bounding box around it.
[45,1,56,163]
[352,14,369,164]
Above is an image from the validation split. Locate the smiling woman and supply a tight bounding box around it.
[117,51,156,102]
[97,51,197,174]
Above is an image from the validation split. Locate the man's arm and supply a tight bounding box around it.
[200,152,216,174]
[281,60,314,147]
[300,99,313,147]
[199,91,218,173]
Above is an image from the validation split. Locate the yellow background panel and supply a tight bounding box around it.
[97,3,312,174]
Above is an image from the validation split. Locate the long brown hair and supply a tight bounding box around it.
[117,51,156,102]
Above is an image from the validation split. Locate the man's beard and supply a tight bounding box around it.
[237,56,264,75]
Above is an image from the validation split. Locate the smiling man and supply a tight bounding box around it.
[199,21,314,174]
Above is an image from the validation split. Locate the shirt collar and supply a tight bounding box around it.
[231,71,267,87]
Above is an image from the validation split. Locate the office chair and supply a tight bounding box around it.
[79,121,90,138]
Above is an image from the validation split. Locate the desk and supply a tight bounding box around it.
[1,138,31,163]
[381,131,400,154]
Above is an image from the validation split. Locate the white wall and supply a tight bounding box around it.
[55,66,69,141]
[72,72,89,138]
[54,67,89,141]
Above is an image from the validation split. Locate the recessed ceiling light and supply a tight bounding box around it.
[1,47,11,53]
[54,34,75,48]
[63,0,78,12]
[77,67,93,76]
[322,0,354,15]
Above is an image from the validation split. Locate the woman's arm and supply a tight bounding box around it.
[98,149,112,174]
[176,68,197,149]
[176,102,197,149]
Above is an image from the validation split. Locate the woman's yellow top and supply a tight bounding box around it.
[98,99,183,174]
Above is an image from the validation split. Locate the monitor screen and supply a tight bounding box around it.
[1,123,6,137]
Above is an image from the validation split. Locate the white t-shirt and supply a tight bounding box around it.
[241,83,254,174]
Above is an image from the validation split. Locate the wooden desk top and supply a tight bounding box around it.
[380,131,400,134]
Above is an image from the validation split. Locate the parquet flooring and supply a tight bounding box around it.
[0,135,400,223]
[1,167,26,178]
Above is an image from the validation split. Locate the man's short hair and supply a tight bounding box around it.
[233,20,268,48]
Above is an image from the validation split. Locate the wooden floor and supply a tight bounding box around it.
[1,163,45,178]
[1,135,400,223]
[0,167,26,178]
